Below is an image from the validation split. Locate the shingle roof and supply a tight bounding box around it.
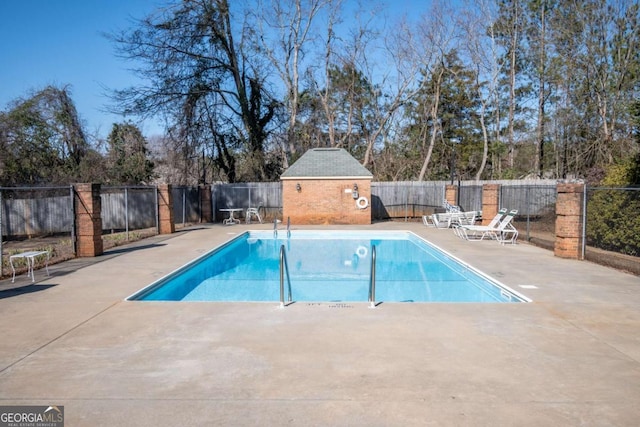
[281,148,373,179]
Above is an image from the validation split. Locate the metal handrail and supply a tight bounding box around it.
[274,217,278,237]
[287,216,291,237]
[279,244,292,308]
[368,245,377,308]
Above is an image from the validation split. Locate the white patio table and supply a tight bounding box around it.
[220,208,243,225]
[10,250,50,283]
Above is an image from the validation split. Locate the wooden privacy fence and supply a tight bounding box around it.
[212,182,282,222]
[172,186,201,226]
[213,181,483,221]
[102,186,157,232]
[369,180,558,220]
[0,185,204,240]
[0,180,560,241]
[500,184,558,217]
[210,180,558,221]
[3,181,637,279]
[2,180,638,262]
[370,181,447,220]
[0,187,74,238]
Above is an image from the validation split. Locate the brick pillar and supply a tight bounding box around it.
[74,183,103,257]
[157,184,175,234]
[445,185,458,207]
[481,184,500,226]
[199,185,213,223]
[555,183,584,259]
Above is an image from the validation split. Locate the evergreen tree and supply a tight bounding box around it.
[106,123,155,185]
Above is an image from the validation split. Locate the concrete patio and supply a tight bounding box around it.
[0,222,639,426]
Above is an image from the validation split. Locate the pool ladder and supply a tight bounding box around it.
[274,217,291,238]
[368,245,377,308]
[279,244,292,308]
[278,243,376,308]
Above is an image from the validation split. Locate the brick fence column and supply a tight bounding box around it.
[445,184,458,208]
[199,185,213,223]
[481,184,500,226]
[555,183,585,259]
[157,184,175,234]
[74,183,103,257]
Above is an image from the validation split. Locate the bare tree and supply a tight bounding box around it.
[532,0,548,177]
[458,0,501,180]
[413,4,460,181]
[311,0,344,148]
[255,0,329,167]
[495,0,526,170]
[109,0,277,182]
[577,0,640,165]
[361,16,425,170]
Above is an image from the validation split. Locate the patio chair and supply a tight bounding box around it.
[453,208,507,240]
[425,210,481,229]
[454,209,517,242]
[494,211,519,244]
[443,199,461,213]
[479,208,507,229]
[246,206,263,224]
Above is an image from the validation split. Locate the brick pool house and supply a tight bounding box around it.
[281,148,373,225]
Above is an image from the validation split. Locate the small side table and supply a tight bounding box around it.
[9,251,50,283]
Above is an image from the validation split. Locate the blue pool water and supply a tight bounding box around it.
[128,231,529,303]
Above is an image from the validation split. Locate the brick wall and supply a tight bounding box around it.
[481,184,500,226]
[157,184,175,234]
[74,183,103,257]
[282,179,372,224]
[445,185,458,208]
[554,183,584,259]
[199,184,213,223]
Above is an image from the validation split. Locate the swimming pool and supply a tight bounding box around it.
[127,230,529,303]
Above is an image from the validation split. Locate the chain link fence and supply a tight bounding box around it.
[370,181,557,243]
[370,181,447,221]
[500,184,557,242]
[0,185,203,279]
[172,186,201,226]
[102,186,158,237]
[0,187,74,278]
[3,182,637,279]
[212,182,282,222]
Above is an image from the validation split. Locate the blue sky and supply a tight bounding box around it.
[0,0,430,140]
[0,0,165,138]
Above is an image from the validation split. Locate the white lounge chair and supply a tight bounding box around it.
[443,199,461,213]
[452,210,481,226]
[476,208,507,229]
[424,210,481,229]
[422,215,436,227]
[497,220,519,244]
[455,209,517,243]
[423,212,452,228]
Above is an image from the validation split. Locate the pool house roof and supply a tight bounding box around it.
[280,148,373,180]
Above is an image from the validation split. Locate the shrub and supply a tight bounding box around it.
[586,155,640,256]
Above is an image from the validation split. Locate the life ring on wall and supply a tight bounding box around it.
[356,196,369,209]
[356,245,368,258]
